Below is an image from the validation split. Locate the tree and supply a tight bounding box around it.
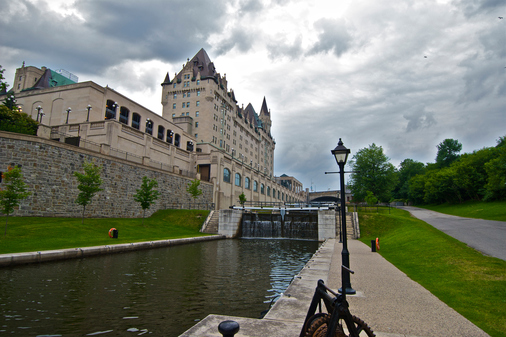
[349,143,398,202]
[0,65,8,93]
[436,138,462,168]
[74,161,103,224]
[0,105,39,135]
[393,158,425,201]
[484,144,506,201]
[187,178,203,201]
[0,166,31,235]
[239,192,247,206]
[364,191,378,205]
[134,176,160,224]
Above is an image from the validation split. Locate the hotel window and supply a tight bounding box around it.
[261,184,265,194]
[195,111,199,117]
[223,168,231,183]
[173,83,176,88]
[235,173,241,187]
[195,122,199,128]
[173,103,176,109]
[173,93,177,99]
[172,113,176,117]
[197,80,200,85]
[183,93,186,98]
[196,101,200,107]
[245,177,250,189]
[182,103,185,108]
[132,113,141,130]
[197,90,200,96]
[186,102,190,108]
[187,92,191,98]
[253,181,258,192]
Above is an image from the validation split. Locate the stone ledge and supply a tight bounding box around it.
[0,235,225,268]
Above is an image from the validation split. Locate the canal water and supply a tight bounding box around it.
[0,239,319,336]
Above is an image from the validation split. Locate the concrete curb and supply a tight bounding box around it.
[0,235,226,267]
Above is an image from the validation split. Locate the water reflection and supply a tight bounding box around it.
[0,239,318,336]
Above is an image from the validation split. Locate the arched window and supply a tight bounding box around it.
[132,113,141,129]
[235,173,241,186]
[158,125,165,140]
[166,130,173,143]
[282,193,285,201]
[223,168,231,183]
[174,134,181,147]
[267,186,271,196]
[272,188,276,199]
[253,181,258,192]
[186,141,194,151]
[145,119,153,135]
[261,184,265,194]
[245,177,250,189]
[105,100,117,120]
[120,107,129,124]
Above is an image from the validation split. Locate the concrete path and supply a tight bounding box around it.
[398,206,506,260]
[180,239,489,336]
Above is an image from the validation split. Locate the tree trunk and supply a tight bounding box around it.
[143,209,145,226]
[4,213,9,236]
[82,205,86,225]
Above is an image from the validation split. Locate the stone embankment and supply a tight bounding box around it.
[0,235,225,267]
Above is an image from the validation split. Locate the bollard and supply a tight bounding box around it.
[371,240,376,252]
[218,320,240,337]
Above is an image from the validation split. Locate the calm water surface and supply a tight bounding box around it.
[0,239,319,336]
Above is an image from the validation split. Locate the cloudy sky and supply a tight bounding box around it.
[1,0,505,191]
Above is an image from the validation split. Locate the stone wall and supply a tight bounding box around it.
[0,132,213,218]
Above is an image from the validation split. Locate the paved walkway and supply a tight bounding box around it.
[398,206,506,260]
[181,239,489,336]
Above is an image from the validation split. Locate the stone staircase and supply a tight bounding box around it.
[336,210,359,240]
[201,210,220,234]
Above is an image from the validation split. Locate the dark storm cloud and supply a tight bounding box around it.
[307,18,352,57]
[0,0,227,75]
[214,27,257,56]
[456,0,505,17]
[403,107,437,132]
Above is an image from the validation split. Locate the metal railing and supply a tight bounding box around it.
[165,202,215,210]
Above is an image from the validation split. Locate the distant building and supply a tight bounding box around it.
[3,49,306,208]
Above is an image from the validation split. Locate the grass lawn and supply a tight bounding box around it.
[359,207,506,337]
[418,200,506,221]
[0,209,211,254]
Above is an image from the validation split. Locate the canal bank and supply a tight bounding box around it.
[0,235,225,267]
[181,238,490,337]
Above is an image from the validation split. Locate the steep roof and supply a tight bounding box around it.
[175,48,218,83]
[260,96,269,117]
[25,68,76,91]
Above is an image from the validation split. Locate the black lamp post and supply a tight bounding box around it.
[86,105,92,122]
[66,107,72,124]
[331,138,355,295]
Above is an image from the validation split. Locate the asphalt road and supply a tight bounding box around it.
[398,206,506,261]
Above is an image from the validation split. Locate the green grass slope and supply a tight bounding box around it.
[359,207,506,337]
[0,210,210,254]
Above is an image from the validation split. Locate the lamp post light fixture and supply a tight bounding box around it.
[86,105,92,122]
[331,138,355,295]
[39,112,46,124]
[65,107,72,124]
[35,105,43,122]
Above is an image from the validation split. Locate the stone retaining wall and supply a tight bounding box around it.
[0,132,213,218]
[0,235,225,267]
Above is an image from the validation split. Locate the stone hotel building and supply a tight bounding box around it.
[4,49,305,209]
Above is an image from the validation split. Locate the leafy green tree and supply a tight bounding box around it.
[349,143,398,202]
[187,178,203,201]
[0,65,7,93]
[393,158,425,200]
[436,138,462,168]
[484,142,506,201]
[0,105,39,135]
[408,174,426,205]
[239,192,247,206]
[74,161,103,224]
[364,191,378,205]
[0,166,31,235]
[134,176,160,224]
